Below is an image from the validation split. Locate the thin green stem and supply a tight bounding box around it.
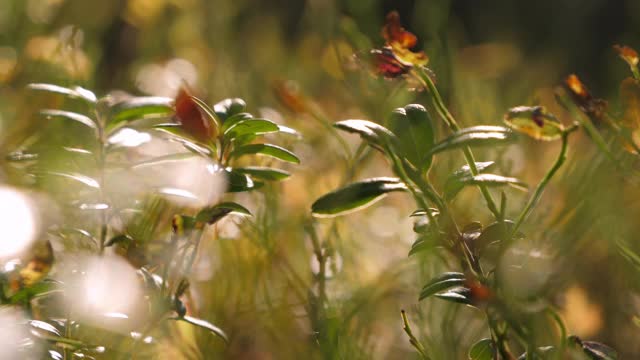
[510,126,575,239]
[401,310,431,360]
[414,68,501,220]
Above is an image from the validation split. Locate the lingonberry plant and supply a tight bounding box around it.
[311,12,633,359]
[2,83,298,358]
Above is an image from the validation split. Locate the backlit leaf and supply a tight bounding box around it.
[504,106,564,141]
[230,143,299,164]
[468,338,495,360]
[419,272,465,301]
[235,166,291,181]
[311,177,407,217]
[40,109,97,130]
[444,161,495,200]
[28,83,97,103]
[174,316,228,343]
[428,126,514,155]
[388,104,435,171]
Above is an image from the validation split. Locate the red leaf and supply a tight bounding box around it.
[174,87,215,142]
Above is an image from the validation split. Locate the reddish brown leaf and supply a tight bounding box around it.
[272,80,308,114]
[369,11,428,79]
[174,87,215,142]
[382,11,417,49]
[370,47,412,78]
[564,74,607,122]
[614,44,639,68]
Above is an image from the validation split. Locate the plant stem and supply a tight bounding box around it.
[510,126,575,239]
[414,68,501,220]
[401,310,431,360]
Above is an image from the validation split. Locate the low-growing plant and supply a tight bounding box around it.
[2,83,298,358]
[310,12,639,359]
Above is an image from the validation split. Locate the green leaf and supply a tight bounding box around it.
[419,272,466,301]
[229,143,299,164]
[434,287,473,305]
[568,336,618,360]
[40,109,97,130]
[462,174,527,191]
[504,106,564,141]
[516,347,556,360]
[444,161,496,200]
[28,83,97,103]
[616,240,640,272]
[235,166,291,181]
[311,177,407,217]
[388,104,435,171]
[196,201,251,224]
[223,119,279,140]
[173,316,228,343]
[214,98,246,122]
[469,338,495,360]
[105,234,133,247]
[408,231,440,256]
[428,126,514,155]
[225,169,259,192]
[37,171,100,189]
[109,97,173,129]
[221,112,253,133]
[334,119,397,150]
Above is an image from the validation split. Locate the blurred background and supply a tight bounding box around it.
[1,0,640,358]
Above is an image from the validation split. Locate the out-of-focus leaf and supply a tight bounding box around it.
[224,119,279,140]
[38,171,100,188]
[411,208,440,234]
[189,95,221,128]
[427,126,514,155]
[235,166,291,181]
[569,336,618,360]
[474,220,520,256]
[388,104,435,171]
[419,272,465,301]
[334,119,397,150]
[105,234,133,247]
[127,153,197,169]
[408,232,440,256]
[444,161,495,200]
[29,320,61,338]
[372,11,428,79]
[214,98,246,122]
[229,143,299,164]
[174,88,216,141]
[196,201,251,224]
[614,45,640,77]
[434,287,473,306]
[277,124,301,137]
[516,347,555,360]
[220,112,253,133]
[461,174,527,191]
[8,279,58,304]
[173,316,228,344]
[109,96,173,129]
[504,106,564,141]
[563,75,608,122]
[40,109,97,130]
[225,169,258,193]
[28,83,97,103]
[468,338,495,360]
[617,240,640,273]
[6,151,38,162]
[311,177,407,217]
